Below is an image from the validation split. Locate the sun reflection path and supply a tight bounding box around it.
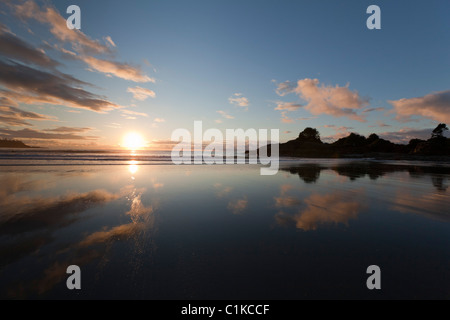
[128,160,139,177]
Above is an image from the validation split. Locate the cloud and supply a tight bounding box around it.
[120,109,149,117]
[389,90,450,123]
[0,99,56,126]
[0,60,122,112]
[275,101,303,111]
[229,93,249,109]
[0,128,99,140]
[104,36,116,47]
[368,121,391,128]
[322,126,354,142]
[363,107,385,113]
[281,111,294,123]
[127,86,156,101]
[217,110,234,119]
[14,0,110,55]
[154,118,165,123]
[43,126,92,133]
[275,79,369,121]
[0,23,59,67]
[82,56,155,83]
[378,128,438,144]
[11,1,153,82]
[275,81,296,96]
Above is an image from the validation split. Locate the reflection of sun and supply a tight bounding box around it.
[128,160,138,175]
[123,132,146,150]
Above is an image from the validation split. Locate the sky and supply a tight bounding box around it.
[0,0,449,148]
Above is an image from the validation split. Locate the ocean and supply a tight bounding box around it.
[0,149,449,299]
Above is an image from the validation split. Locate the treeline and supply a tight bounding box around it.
[262,124,450,158]
[0,138,32,148]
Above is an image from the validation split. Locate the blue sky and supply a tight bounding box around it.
[0,0,449,148]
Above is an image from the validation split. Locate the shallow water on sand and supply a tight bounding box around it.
[0,161,449,299]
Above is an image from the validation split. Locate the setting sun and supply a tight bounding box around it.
[122,132,146,150]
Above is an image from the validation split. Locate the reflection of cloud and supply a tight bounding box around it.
[274,187,365,231]
[214,183,233,198]
[2,185,158,298]
[78,223,143,248]
[0,189,120,234]
[391,191,450,222]
[228,196,248,215]
[274,196,301,208]
[275,79,369,121]
[295,193,363,230]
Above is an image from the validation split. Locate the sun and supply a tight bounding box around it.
[122,132,146,150]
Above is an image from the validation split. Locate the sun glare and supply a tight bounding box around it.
[123,132,146,150]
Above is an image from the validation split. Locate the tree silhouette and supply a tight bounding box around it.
[431,123,448,139]
[298,127,321,143]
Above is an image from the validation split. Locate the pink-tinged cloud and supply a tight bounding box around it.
[389,90,450,123]
[127,86,156,101]
[104,36,116,48]
[275,101,303,111]
[120,109,149,117]
[280,111,295,123]
[217,110,234,119]
[276,79,369,121]
[229,93,249,109]
[322,126,354,142]
[82,56,155,83]
[14,0,110,55]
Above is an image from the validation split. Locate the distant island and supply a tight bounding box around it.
[258,123,450,159]
[0,138,33,148]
